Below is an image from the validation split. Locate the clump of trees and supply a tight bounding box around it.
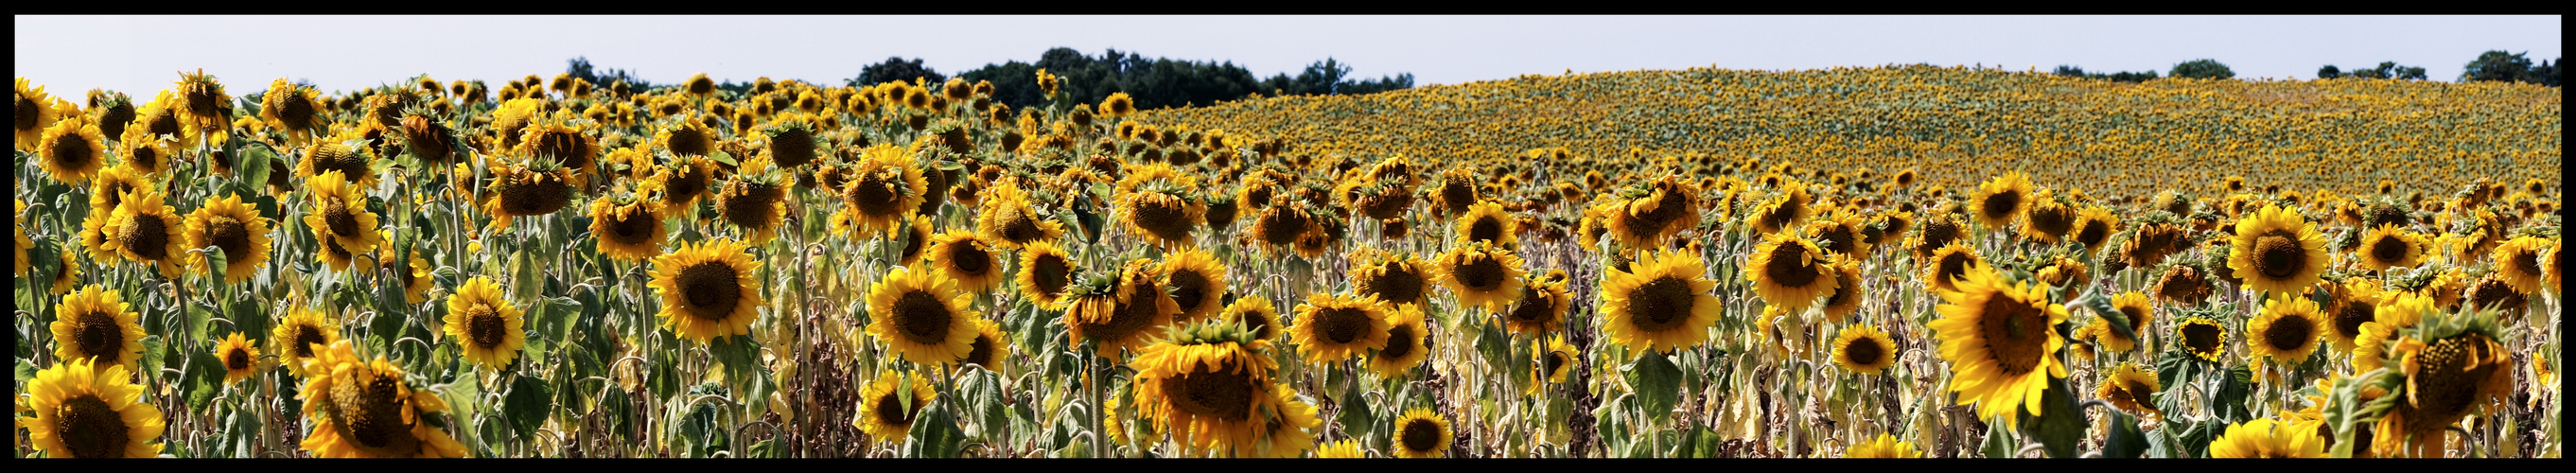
[850,48,1414,111]
[2051,65,2159,83]
[2457,50,2560,86]
[2317,61,2427,80]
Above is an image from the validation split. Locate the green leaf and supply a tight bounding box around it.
[2212,365,2254,423]
[1593,393,1631,455]
[238,143,274,195]
[1475,319,1513,381]
[710,335,764,394]
[958,367,1009,439]
[746,438,783,459]
[184,346,222,412]
[1337,373,1375,437]
[2016,377,2084,458]
[599,382,634,437]
[1672,425,1726,458]
[2152,346,2199,394]
[1623,348,1683,424]
[902,399,966,458]
[140,335,167,382]
[512,248,542,304]
[503,374,553,440]
[198,247,228,286]
[2103,410,2147,459]
[1980,417,2017,458]
[2177,418,2220,458]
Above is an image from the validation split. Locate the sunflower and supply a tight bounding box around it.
[443,277,527,369]
[1746,232,1839,313]
[1604,176,1703,249]
[297,139,380,190]
[99,185,187,278]
[1161,248,1229,323]
[2070,206,2120,257]
[649,238,766,345]
[974,181,1061,249]
[51,285,147,373]
[1060,260,1180,357]
[1130,320,1279,453]
[1246,195,1316,257]
[1100,92,1136,117]
[1831,323,1898,376]
[1803,211,1872,260]
[183,194,272,285]
[2096,362,2163,421]
[656,118,719,158]
[85,166,150,222]
[13,199,27,276]
[114,128,174,178]
[2354,224,2428,272]
[25,358,165,458]
[206,331,264,386]
[1817,255,1866,323]
[1908,214,1966,262]
[834,144,928,239]
[1288,291,1392,365]
[295,340,469,457]
[852,370,938,443]
[1744,184,1813,236]
[2249,293,2328,368]
[1367,305,1432,378]
[1502,270,1570,336]
[1454,200,1518,249]
[303,170,384,257]
[2320,279,2385,352]
[2177,315,2228,362]
[1016,239,1076,307]
[384,245,430,305]
[2153,262,2216,307]
[259,78,326,145]
[1599,248,1723,354]
[2228,204,2328,294]
[2100,291,2154,353]
[865,266,981,366]
[2208,418,2324,458]
[1432,241,1527,313]
[2020,191,2077,244]
[712,167,788,245]
[652,155,719,213]
[958,317,1009,370]
[1350,250,1434,308]
[926,230,1006,294]
[1843,433,1920,458]
[1245,383,1321,458]
[1118,184,1204,251]
[588,188,667,261]
[38,110,107,185]
[15,77,61,150]
[1318,439,1365,458]
[1929,266,2070,425]
[2489,236,2549,295]
[48,241,81,295]
[1970,172,2034,232]
[1390,408,1452,458]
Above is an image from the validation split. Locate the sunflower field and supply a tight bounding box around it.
[9,64,2561,459]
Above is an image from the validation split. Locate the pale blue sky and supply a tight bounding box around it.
[14,15,2563,99]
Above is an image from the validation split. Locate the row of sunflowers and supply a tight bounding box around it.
[9,64,2560,458]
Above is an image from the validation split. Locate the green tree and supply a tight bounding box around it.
[857,57,945,87]
[2317,64,2341,79]
[2462,50,2534,83]
[2169,59,2234,79]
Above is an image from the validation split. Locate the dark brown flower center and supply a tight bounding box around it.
[116,213,169,260]
[1507,286,1556,323]
[13,94,38,131]
[944,240,990,276]
[1918,219,1961,255]
[1380,324,1417,360]
[2027,203,2074,237]
[850,171,905,217]
[893,290,954,345]
[54,394,130,458]
[1400,417,1444,453]
[1981,190,2022,222]
[1165,269,1211,317]
[666,128,710,156]
[873,389,915,427]
[1029,254,1070,297]
[1130,194,1197,243]
[1542,352,1567,377]
[1935,252,1975,288]
[2467,278,2524,314]
[719,184,780,230]
[50,133,95,169]
[964,332,996,367]
[1842,337,1884,367]
[2410,335,2497,423]
[324,199,362,237]
[466,306,508,349]
[206,214,252,261]
[1313,307,1372,344]
[1359,263,1427,306]
[677,261,742,320]
[2331,298,2374,340]
[1236,308,1274,341]
[2076,219,2112,249]
[1450,254,1507,291]
[605,207,657,245]
[2262,313,2314,353]
[1975,293,2050,377]
[225,346,254,372]
[2510,250,2543,278]
[1467,216,1504,245]
[1165,363,1254,421]
[2369,235,2410,265]
[292,324,327,359]
[2181,322,2223,357]
[1818,224,1858,256]
[2253,231,2305,280]
[329,372,420,454]
[75,311,125,363]
[1625,276,1697,331]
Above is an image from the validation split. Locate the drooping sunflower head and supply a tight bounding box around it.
[2228,204,2327,293]
[1161,248,1229,323]
[656,117,718,158]
[974,182,1064,249]
[1502,269,1571,336]
[51,285,147,374]
[1130,319,1279,453]
[652,155,718,213]
[1817,255,1866,323]
[184,194,273,285]
[1350,250,1432,307]
[2153,261,2216,307]
[259,79,325,145]
[1390,408,1452,458]
[866,265,982,366]
[1601,248,1723,354]
[852,369,939,443]
[1928,266,2070,425]
[648,238,765,345]
[2487,236,2550,296]
[1529,335,1579,393]
[1605,175,1704,249]
[1288,291,1392,365]
[2096,362,2163,422]
[443,277,527,369]
[302,170,384,259]
[713,171,788,245]
[1220,295,1282,342]
[1430,241,1528,313]
[2249,293,2325,366]
[515,117,599,173]
[1831,323,1898,376]
[1061,259,1181,357]
[1970,171,2033,232]
[2208,418,2324,458]
[1908,213,1965,262]
[1918,240,1984,295]
[295,340,469,458]
[2177,315,2228,362]
[297,138,381,190]
[1118,184,1205,251]
[1803,210,1872,260]
[26,357,165,458]
[928,230,1005,294]
[38,109,107,185]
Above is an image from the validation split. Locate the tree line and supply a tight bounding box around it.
[850,47,1416,111]
[2052,50,2559,86]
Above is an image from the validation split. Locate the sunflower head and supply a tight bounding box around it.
[1970,171,2033,232]
[2487,236,2550,295]
[973,182,1063,249]
[1928,266,2070,425]
[1161,248,1229,323]
[2356,224,2428,272]
[2153,261,2216,307]
[927,230,1006,294]
[184,194,273,285]
[1844,433,1921,458]
[2228,204,2328,293]
[1061,259,1180,357]
[102,185,188,278]
[1454,200,1518,249]
[26,357,165,458]
[852,369,939,443]
[296,340,469,457]
[2097,362,2163,422]
[1601,248,1723,354]
[1831,323,1898,376]
[1502,270,1571,336]
[865,265,982,366]
[1367,305,1432,378]
[587,188,668,262]
[38,109,107,185]
[1390,408,1452,458]
[51,285,147,374]
[1350,250,1433,307]
[16,77,61,151]
[2176,315,2228,362]
[1432,241,1528,313]
[1288,291,1393,365]
[445,277,528,369]
[649,239,766,345]
[1130,319,1280,453]
[213,331,263,385]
